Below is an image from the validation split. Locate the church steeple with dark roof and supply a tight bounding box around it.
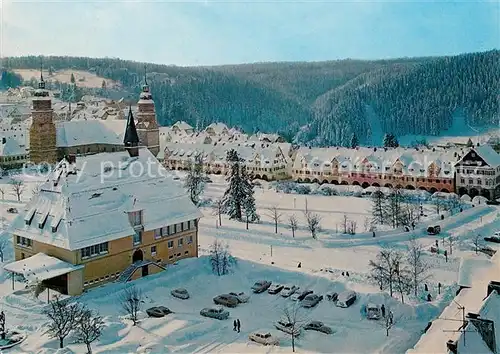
[124,106,140,157]
[136,64,159,157]
[34,57,49,97]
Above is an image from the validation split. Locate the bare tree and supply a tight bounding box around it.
[406,237,430,296]
[0,187,4,200]
[212,198,223,227]
[472,234,482,255]
[369,246,399,296]
[385,188,405,228]
[0,238,8,262]
[267,206,283,234]
[75,306,105,354]
[209,239,233,276]
[384,311,396,336]
[10,180,24,202]
[281,303,306,352]
[347,220,357,235]
[44,296,82,348]
[120,286,143,326]
[288,214,298,238]
[304,212,321,239]
[342,214,349,234]
[447,236,455,255]
[32,182,42,196]
[393,254,411,303]
[432,197,446,217]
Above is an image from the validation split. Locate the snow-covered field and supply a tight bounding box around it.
[0,171,499,353]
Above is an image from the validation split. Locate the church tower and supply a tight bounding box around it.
[136,66,160,157]
[29,61,58,165]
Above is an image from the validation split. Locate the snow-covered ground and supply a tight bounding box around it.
[0,171,499,353]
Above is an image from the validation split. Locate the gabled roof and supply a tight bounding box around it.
[56,120,125,147]
[9,149,202,251]
[475,145,500,168]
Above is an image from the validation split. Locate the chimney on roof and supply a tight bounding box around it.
[446,340,458,354]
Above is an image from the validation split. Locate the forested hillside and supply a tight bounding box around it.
[2,50,498,146]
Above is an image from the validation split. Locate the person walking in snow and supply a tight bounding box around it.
[346,271,349,277]
[381,304,386,318]
[424,283,428,292]
[233,319,237,331]
[237,319,241,333]
[297,262,301,268]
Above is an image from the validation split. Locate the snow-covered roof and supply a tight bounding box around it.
[172,121,193,131]
[4,252,84,283]
[9,148,202,251]
[55,120,126,147]
[205,122,229,135]
[0,137,27,156]
[458,256,494,288]
[474,145,500,168]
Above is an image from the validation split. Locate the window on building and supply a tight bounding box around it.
[151,245,157,256]
[169,255,173,259]
[133,230,142,245]
[178,238,184,247]
[16,236,32,247]
[184,250,189,255]
[187,235,193,244]
[168,240,174,248]
[162,226,168,236]
[182,221,189,231]
[478,179,482,185]
[81,242,109,259]
[154,228,162,239]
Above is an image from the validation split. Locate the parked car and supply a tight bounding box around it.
[268,284,284,294]
[336,291,357,308]
[6,207,17,213]
[275,320,301,336]
[281,285,299,298]
[251,280,272,293]
[200,307,230,320]
[485,232,500,243]
[249,331,280,346]
[366,303,381,320]
[325,291,338,302]
[304,321,333,334]
[229,292,250,303]
[427,225,441,235]
[302,294,323,308]
[290,289,313,301]
[146,306,172,318]
[213,294,239,308]
[171,288,190,299]
[320,267,335,273]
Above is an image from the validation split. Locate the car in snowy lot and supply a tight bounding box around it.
[251,280,272,293]
[268,284,284,294]
[291,289,313,301]
[171,288,190,299]
[248,331,280,346]
[320,267,335,273]
[146,306,173,318]
[427,225,441,235]
[302,294,323,308]
[6,207,17,213]
[229,292,250,303]
[200,306,230,320]
[325,291,338,302]
[484,232,500,243]
[366,303,382,320]
[281,285,299,297]
[213,294,239,307]
[335,291,357,308]
[275,320,301,336]
[304,321,333,334]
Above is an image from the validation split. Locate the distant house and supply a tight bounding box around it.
[0,136,29,169]
[205,122,229,136]
[455,145,500,201]
[172,121,194,134]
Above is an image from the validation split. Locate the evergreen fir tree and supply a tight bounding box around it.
[350,133,359,149]
[383,133,392,148]
[222,149,245,221]
[241,165,259,222]
[466,138,473,147]
[70,73,76,84]
[183,154,205,205]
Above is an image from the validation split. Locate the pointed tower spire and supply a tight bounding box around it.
[141,64,150,94]
[34,56,48,97]
[144,64,148,86]
[124,106,140,157]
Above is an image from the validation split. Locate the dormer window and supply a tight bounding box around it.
[129,211,142,227]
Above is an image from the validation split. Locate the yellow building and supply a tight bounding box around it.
[5,111,202,295]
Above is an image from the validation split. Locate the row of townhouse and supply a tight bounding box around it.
[163,141,292,181]
[162,141,500,200]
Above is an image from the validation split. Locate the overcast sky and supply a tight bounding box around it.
[2,0,499,66]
